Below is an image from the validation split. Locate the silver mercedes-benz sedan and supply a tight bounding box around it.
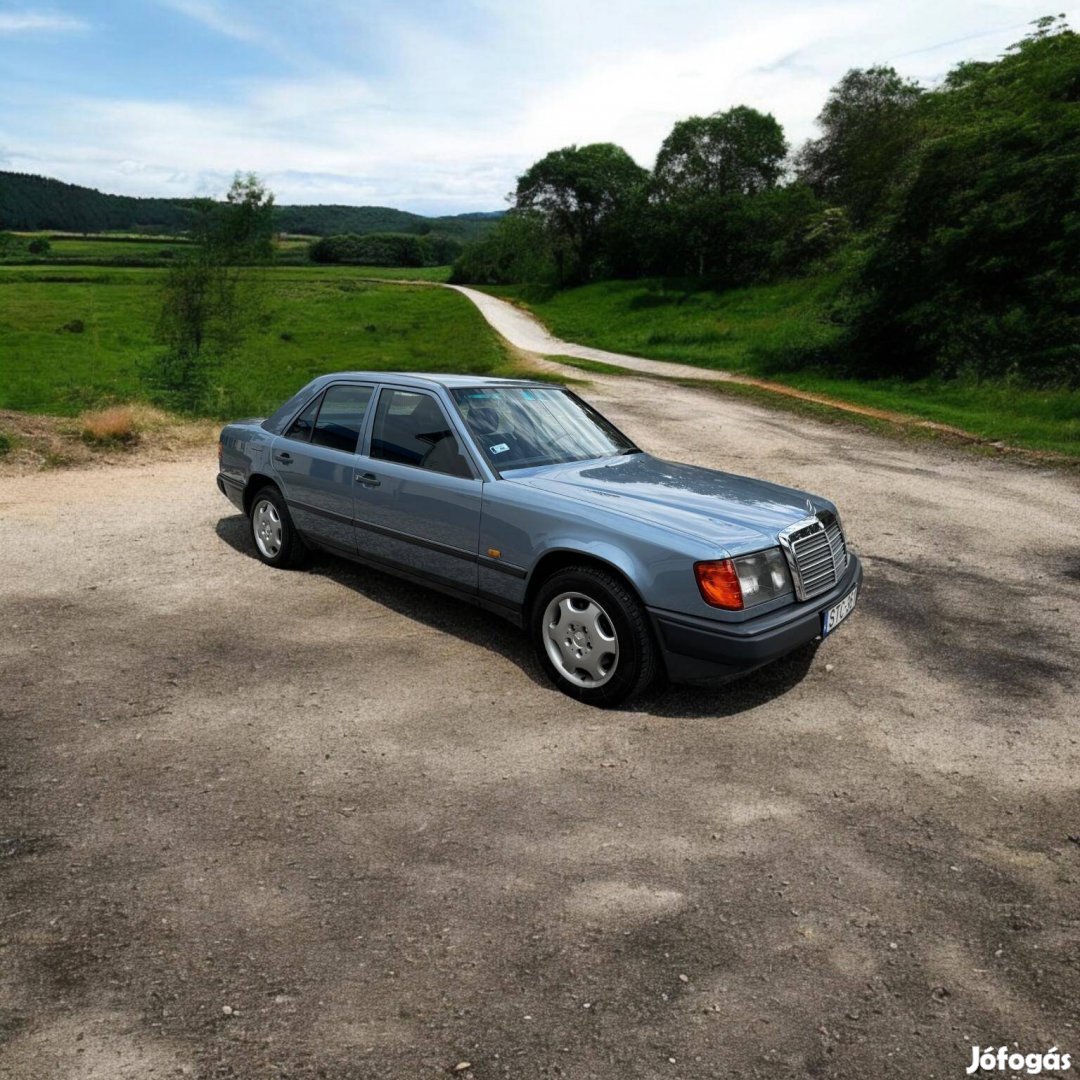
[217,373,861,706]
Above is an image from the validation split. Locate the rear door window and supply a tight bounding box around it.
[310,384,374,453]
[284,393,322,442]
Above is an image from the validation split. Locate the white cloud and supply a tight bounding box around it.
[0,10,87,33]
[3,0,1078,211]
[155,0,309,65]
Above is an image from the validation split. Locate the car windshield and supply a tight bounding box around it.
[451,386,638,470]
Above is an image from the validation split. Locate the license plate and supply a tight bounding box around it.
[822,585,857,636]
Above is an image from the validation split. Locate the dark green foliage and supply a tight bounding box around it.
[309,232,462,267]
[27,237,51,255]
[0,231,27,257]
[449,211,557,286]
[0,172,201,231]
[0,172,502,240]
[514,143,649,283]
[848,18,1080,386]
[277,205,498,241]
[794,67,923,226]
[641,182,824,283]
[653,107,787,199]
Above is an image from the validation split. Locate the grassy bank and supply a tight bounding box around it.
[489,277,1080,458]
[0,264,513,419]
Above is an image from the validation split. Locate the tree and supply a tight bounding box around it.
[514,143,648,283]
[449,209,557,286]
[200,171,276,263]
[149,173,275,411]
[649,107,788,279]
[847,19,1080,385]
[653,106,787,200]
[794,66,923,227]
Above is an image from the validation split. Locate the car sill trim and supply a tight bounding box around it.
[287,497,526,577]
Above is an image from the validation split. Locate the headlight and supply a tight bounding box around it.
[733,547,793,606]
[694,548,792,610]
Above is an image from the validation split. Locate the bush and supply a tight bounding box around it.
[80,406,140,446]
[450,210,558,286]
[27,238,51,255]
[309,232,461,267]
[0,430,12,456]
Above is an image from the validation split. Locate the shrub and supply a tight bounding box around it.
[450,210,558,286]
[61,319,85,333]
[308,232,461,267]
[80,406,140,446]
[27,238,51,255]
[0,430,12,456]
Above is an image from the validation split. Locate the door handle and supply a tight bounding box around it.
[355,472,380,487]
[273,452,292,464]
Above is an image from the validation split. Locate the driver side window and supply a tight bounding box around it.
[370,389,473,479]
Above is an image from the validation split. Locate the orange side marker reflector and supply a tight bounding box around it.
[487,548,501,559]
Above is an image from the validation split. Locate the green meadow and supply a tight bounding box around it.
[1,249,1076,457]
[490,278,1080,458]
[0,264,510,419]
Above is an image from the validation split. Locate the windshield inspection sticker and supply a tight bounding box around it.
[489,443,510,455]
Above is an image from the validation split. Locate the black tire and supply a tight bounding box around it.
[530,565,658,708]
[248,485,306,569]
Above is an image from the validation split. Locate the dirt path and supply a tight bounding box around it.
[447,284,1032,447]
[1,374,1079,1079]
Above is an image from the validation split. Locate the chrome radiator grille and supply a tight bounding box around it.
[779,511,848,601]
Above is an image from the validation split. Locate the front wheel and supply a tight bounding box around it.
[531,566,658,708]
[249,486,306,568]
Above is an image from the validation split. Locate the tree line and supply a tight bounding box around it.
[0,171,500,241]
[452,18,1080,387]
[308,231,463,266]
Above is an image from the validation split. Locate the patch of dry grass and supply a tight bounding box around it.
[81,405,140,446]
[0,406,218,474]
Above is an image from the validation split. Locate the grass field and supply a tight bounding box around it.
[3,233,453,278]
[490,278,1080,458]
[0,264,517,419]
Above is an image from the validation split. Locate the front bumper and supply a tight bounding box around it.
[649,553,863,685]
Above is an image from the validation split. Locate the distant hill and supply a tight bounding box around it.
[0,172,503,240]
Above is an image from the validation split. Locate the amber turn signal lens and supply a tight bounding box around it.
[694,559,744,610]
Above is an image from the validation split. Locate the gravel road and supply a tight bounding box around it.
[2,371,1078,1079]
[447,284,740,380]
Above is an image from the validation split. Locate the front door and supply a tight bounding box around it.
[353,386,482,592]
[271,383,374,553]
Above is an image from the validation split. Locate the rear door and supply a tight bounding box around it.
[352,386,482,592]
[270,382,374,553]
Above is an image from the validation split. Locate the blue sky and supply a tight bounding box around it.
[1,0,1076,214]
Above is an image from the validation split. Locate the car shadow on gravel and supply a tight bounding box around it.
[216,514,818,718]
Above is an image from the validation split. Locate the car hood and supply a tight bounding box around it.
[508,454,828,554]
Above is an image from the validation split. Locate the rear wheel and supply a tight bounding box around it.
[249,485,306,568]
[531,565,657,708]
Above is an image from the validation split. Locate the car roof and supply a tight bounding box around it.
[312,372,560,390]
